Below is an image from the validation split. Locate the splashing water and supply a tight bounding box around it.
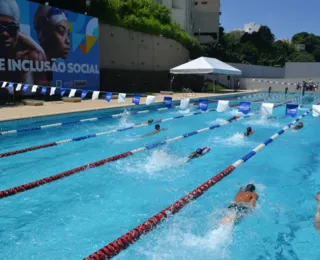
[244,116,281,128]
[213,132,253,147]
[118,109,134,128]
[116,149,188,179]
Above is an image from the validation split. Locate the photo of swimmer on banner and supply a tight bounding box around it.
[0,0,99,90]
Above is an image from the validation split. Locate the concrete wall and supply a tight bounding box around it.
[99,24,189,71]
[98,24,191,92]
[238,77,320,91]
[216,63,285,88]
[285,62,320,78]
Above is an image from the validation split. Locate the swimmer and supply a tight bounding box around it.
[143,124,167,137]
[315,192,320,233]
[228,116,240,122]
[188,146,211,161]
[292,122,304,130]
[221,184,258,225]
[244,127,254,136]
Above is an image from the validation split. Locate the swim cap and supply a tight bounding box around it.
[155,124,160,129]
[245,184,255,192]
[196,148,203,154]
[34,5,68,43]
[247,127,252,132]
[0,0,20,22]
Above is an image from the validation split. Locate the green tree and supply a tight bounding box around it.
[290,51,316,62]
[313,46,320,62]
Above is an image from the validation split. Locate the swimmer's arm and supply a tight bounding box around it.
[315,212,320,233]
[249,193,258,207]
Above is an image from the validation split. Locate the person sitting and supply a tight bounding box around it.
[221,184,258,225]
[188,146,210,161]
[244,127,254,136]
[143,124,167,137]
[293,122,304,130]
[315,193,320,233]
[228,116,240,122]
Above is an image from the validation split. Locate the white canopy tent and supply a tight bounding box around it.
[169,57,242,92]
[170,57,242,75]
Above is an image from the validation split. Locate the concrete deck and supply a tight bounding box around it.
[0,90,258,122]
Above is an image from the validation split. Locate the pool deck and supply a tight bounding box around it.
[0,90,258,122]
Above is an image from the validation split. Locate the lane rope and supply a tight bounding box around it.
[0,93,287,159]
[0,92,270,136]
[85,102,319,260]
[0,95,306,199]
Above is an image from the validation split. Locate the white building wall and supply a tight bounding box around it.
[285,62,320,78]
[243,22,261,33]
[192,0,220,44]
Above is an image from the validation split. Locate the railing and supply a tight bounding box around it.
[182,88,196,97]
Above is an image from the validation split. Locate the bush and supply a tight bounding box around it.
[90,0,204,58]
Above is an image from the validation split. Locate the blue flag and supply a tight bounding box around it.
[286,104,298,117]
[41,86,47,95]
[163,96,172,107]
[239,102,251,115]
[60,88,66,97]
[81,90,88,99]
[198,99,209,111]
[22,84,29,92]
[7,83,14,94]
[132,95,140,105]
[105,92,112,102]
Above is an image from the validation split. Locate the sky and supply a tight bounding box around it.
[220,0,320,40]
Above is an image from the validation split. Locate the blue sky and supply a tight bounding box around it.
[220,0,320,40]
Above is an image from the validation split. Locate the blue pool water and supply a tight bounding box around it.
[0,92,319,260]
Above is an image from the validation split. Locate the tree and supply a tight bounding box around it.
[313,46,320,62]
[290,51,315,62]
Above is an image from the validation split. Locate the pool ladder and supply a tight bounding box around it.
[182,88,196,97]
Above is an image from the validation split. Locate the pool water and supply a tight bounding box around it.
[0,92,319,260]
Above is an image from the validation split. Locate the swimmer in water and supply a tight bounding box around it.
[315,192,320,233]
[244,127,254,136]
[143,124,167,137]
[188,146,210,161]
[292,122,304,130]
[228,116,240,122]
[221,184,258,225]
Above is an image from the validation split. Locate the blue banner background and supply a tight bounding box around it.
[9,0,100,90]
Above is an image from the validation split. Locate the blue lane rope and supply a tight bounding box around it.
[0,93,290,158]
[0,92,278,136]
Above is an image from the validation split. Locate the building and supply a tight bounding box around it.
[233,22,261,34]
[156,0,221,44]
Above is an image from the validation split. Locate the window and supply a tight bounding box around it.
[194,2,198,5]
[201,1,208,4]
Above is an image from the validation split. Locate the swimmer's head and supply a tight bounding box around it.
[316,192,320,201]
[155,124,160,130]
[196,148,203,155]
[298,122,303,127]
[247,127,252,133]
[147,119,153,124]
[245,184,255,192]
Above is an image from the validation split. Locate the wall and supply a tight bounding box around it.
[99,24,191,92]
[285,62,320,78]
[193,0,220,44]
[216,63,285,88]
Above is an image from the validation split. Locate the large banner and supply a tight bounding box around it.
[0,0,99,90]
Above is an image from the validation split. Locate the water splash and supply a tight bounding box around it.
[213,132,253,147]
[244,116,281,128]
[116,149,188,179]
[118,109,134,128]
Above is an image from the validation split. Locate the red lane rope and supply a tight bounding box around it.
[0,151,133,199]
[84,165,236,260]
[0,142,57,158]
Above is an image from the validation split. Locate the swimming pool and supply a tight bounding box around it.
[0,92,319,260]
